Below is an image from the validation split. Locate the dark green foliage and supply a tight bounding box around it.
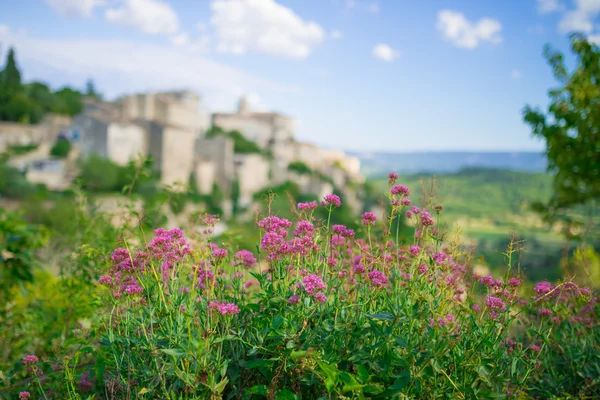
[206,125,265,154]
[287,161,312,175]
[77,155,158,194]
[0,48,21,95]
[0,208,47,298]
[0,162,36,199]
[0,46,86,123]
[523,34,600,238]
[49,138,71,158]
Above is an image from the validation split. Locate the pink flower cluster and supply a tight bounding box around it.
[486,296,507,311]
[232,250,256,269]
[361,212,377,226]
[322,194,341,208]
[209,301,240,315]
[259,216,292,260]
[368,270,389,288]
[297,201,318,210]
[390,185,410,196]
[23,355,39,366]
[148,228,192,265]
[300,274,328,304]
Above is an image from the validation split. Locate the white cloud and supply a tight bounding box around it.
[0,28,292,111]
[245,93,269,111]
[366,2,379,13]
[554,0,600,33]
[511,69,522,80]
[105,0,179,35]
[44,0,105,17]
[171,33,190,47]
[0,25,10,35]
[437,10,503,49]
[331,30,344,40]
[210,0,325,59]
[537,0,563,14]
[372,43,399,62]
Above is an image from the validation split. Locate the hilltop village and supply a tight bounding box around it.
[1,90,366,220]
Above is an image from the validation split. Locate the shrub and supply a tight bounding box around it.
[287,161,312,175]
[3,177,599,398]
[49,138,71,158]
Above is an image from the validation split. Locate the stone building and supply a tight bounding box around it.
[0,114,71,153]
[72,111,147,166]
[72,92,208,188]
[117,90,207,133]
[233,153,271,207]
[194,135,235,195]
[212,97,294,148]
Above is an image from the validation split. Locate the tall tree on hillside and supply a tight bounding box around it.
[0,47,22,94]
[85,78,102,100]
[523,33,600,240]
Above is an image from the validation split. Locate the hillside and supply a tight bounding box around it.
[352,151,548,175]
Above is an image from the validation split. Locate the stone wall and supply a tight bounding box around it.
[234,154,270,207]
[75,114,110,160]
[107,123,147,165]
[196,136,234,193]
[159,126,197,188]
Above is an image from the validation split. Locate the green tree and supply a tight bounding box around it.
[523,33,600,239]
[50,138,71,158]
[0,47,22,95]
[85,78,101,100]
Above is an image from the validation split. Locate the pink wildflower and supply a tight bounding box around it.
[232,250,256,269]
[209,301,240,316]
[297,200,318,210]
[486,296,507,311]
[409,245,421,257]
[361,212,377,226]
[302,274,327,295]
[508,277,521,287]
[323,194,341,207]
[534,281,553,296]
[388,172,398,185]
[288,294,301,305]
[19,392,31,400]
[538,308,553,316]
[368,270,389,287]
[390,185,410,196]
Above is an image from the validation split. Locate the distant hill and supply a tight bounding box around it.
[348,151,547,176]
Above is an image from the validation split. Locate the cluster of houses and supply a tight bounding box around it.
[1,90,365,216]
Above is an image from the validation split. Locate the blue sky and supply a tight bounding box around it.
[0,0,597,151]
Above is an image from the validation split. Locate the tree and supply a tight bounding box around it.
[523,33,600,239]
[0,47,22,95]
[85,78,101,100]
[50,138,71,158]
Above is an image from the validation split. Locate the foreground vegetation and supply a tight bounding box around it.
[1,175,598,399]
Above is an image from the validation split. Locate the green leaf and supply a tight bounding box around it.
[138,388,150,395]
[246,385,268,396]
[367,312,395,321]
[272,314,284,330]
[276,389,298,400]
[373,370,411,399]
[356,365,369,383]
[244,359,271,369]
[290,350,307,360]
[159,348,184,357]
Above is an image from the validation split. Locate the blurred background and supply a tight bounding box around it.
[1,0,599,284]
